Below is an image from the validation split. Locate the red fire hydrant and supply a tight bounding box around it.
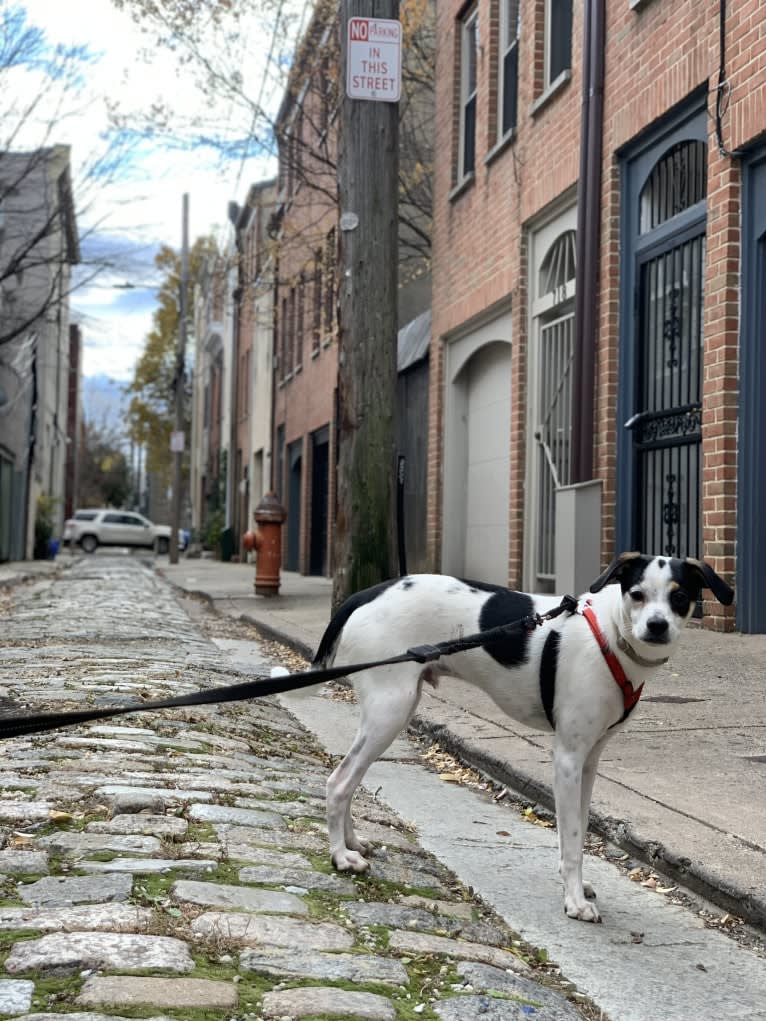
[245,492,287,597]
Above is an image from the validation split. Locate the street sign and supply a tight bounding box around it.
[346,17,402,103]
[170,430,185,453]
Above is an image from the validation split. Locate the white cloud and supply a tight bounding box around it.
[15,0,289,382]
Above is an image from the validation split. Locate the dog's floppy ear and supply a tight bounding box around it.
[684,558,734,606]
[589,551,645,593]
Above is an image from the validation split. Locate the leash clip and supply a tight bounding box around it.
[523,613,545,632]
[406,643,443,663]
[560,594,579,615]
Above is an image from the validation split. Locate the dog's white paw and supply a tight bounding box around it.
[332,849,370,873]
[583,881,597,900]
[564,895,602,923]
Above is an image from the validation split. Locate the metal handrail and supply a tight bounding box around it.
[535,430,561,490]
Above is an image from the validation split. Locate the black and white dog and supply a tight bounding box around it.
[311,553,733,922]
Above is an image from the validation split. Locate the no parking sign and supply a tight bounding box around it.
[346,17,402,102]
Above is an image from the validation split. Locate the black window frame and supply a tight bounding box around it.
[459,6,478,179]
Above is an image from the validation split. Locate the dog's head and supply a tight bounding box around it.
[589,552,734,648]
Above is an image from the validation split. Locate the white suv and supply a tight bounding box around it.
[63,509,173,555]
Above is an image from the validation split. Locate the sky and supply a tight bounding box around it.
[11,0,306,387]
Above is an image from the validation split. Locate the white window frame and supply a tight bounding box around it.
[458,6,478,181]
[498,0,520,140]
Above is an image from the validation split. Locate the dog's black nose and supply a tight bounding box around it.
[646,616,669,638]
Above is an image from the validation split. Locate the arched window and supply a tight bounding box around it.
[538,229,576,300]
[639,140,707,234]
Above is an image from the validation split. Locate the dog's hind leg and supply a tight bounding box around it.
[327,667,422,873]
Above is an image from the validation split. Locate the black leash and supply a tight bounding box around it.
[0,595,578,741]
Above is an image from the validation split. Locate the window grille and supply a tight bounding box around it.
[639,141,707,234]
[539,229,576,298]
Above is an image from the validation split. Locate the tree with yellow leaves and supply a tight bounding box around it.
[127,236,218,502]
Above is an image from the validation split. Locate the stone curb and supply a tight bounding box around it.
[159,580,317,663]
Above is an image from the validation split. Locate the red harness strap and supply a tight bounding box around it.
[582,603,644,719]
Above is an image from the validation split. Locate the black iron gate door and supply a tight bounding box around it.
[629,231,704,559]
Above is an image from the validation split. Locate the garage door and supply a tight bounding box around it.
[443,337,511,583]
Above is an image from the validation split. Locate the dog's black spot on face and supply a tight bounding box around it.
[668,559,702,614]
[615,556,652,594]
[669,588,691,616]
[401,579,414,590]
[657,558,666,569]
[477,587,534,668]
[469,587,478,594]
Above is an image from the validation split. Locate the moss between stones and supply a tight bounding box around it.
[0,926,45,966]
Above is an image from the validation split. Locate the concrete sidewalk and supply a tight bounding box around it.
[155,556,766,932]
[0,559,60,589]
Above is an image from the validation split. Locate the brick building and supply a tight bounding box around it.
[271,2,341,576]
[190,251,230,546]
[230,180,277,558]
[0,145,79,560]
[429,0,766,630]
[271,0,435,578]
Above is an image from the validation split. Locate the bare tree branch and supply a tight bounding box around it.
[0,5,143,348]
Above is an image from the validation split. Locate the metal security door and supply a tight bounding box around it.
[628,231,704,558]
[534,313,574,589]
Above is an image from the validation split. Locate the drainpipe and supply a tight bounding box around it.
[572,0,605,483]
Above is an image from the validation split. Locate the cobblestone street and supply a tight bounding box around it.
[0,556,591,1021]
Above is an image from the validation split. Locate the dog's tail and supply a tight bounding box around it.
[269,665,325,700]
[281,600,347,699]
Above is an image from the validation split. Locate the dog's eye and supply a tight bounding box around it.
[670,589,691,615]
[629,590,645,603]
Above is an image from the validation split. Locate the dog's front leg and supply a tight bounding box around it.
[553,740,601,923]
[579,736,608,903]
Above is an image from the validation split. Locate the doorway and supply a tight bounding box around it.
[618,102,707,560]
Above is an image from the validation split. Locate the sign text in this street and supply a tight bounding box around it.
[346,17,402,102]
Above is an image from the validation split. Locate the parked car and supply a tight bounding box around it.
[63,509,174,555]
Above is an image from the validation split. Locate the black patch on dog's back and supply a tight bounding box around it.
[476,585,535,667]
[313,578,401,666]
[539,629,560,729]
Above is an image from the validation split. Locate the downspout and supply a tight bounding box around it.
[572,0,605,482]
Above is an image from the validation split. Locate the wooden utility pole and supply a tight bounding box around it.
[333,0,400,610]
[169,193,189,565]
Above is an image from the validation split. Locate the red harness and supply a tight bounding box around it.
[582,601,644,719]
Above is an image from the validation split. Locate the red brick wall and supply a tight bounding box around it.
[432,0,582,584]
[432,0,766,627]
[273,14,339,575]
